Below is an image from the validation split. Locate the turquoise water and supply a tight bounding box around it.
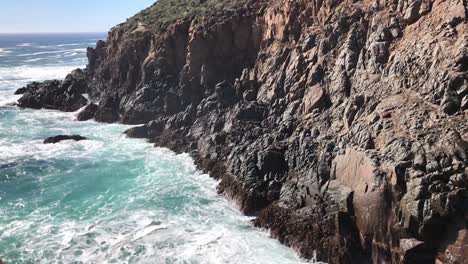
[0,34,309,263]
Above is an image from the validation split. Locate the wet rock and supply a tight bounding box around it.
[14,87,28,95]
[77,103,98,121]
[124,125,149,138]
[95,107,120,123]
[17,72,88,112]
[95,95,120,123]
[44,135,87,144]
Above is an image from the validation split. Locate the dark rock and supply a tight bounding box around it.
[77,103,98,121]
[95,95,120,123]
[441,90,460,115]
[44,135,88,144]
[17,77,87,112]
[95,107,119,123]
[124,125,149,138]
[14,87,28,95]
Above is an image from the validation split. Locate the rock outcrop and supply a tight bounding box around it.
[17,69,88,112]
[18,0,467,263]
[43,135,88,144]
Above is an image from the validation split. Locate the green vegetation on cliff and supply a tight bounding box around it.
[128,0,248,32]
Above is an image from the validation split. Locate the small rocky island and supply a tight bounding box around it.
[43,135,88,144]
[16,0,467,263]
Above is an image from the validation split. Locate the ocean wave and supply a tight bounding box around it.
[24,58,44,62]
[16,43,34,47]
[56,43,81,47]
[0,140,310,263]
[17,50,68,57]
[64,52,79,57]
[0,138,104,164]
[0,93,21,107]
[0,65,83,85]
[0,115,310,263]
[17,50,63,57]
[0,48,12,56]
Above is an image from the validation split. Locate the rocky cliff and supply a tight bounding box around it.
[17,0,468,263]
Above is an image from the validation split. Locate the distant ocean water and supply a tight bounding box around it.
[0,34,311,263]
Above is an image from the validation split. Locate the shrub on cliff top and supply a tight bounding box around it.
[128,0,248,32]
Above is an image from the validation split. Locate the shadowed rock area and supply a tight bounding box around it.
[18,0,467,263]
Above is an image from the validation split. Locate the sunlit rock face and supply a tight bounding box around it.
[19,0,468,263]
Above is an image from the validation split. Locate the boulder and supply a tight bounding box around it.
[44,135,88,144]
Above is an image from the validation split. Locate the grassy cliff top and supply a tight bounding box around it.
[128,0,248,32]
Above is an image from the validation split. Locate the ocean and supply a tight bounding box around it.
[0,34,310,263]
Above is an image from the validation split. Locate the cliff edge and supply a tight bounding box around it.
[17,0,468,263]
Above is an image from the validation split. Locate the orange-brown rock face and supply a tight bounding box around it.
[19,0,467,263]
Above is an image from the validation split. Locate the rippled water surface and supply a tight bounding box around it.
[0,34,310,263]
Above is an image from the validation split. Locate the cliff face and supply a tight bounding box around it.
[17,0,468,263]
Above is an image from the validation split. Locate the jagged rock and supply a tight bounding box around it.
[43,135,87,144]
[399,239,434,263]
[16,70,88,112]
[441,90,461,115]
[14,87,28,95]
[95,95,120,123]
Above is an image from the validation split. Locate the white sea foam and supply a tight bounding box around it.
[0,94,21,107]
[17,50,68,57]
[0,121,315,263]
[24,58,43,62]
[0,138,104,164]
[64,52,79,57]
[56,43,81,47]
[16,43,34,47]
[0,65,82,84]
[18,48,86,58]
[0,48,12,56]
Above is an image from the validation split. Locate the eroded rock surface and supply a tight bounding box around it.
[18,0,467,263]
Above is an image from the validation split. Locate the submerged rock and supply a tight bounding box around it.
[43,135,88,144]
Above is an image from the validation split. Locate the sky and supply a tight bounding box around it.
[0,0,156,33]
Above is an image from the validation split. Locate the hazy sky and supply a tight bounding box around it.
[0,0,156,33]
